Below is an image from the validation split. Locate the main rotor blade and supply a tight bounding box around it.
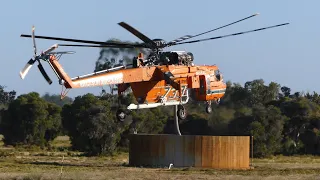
[37,62,52,84]
[58,44,141,49]
[167,13,259,45]
[171,23,289,46]
[20,34,148,48]
[118,22,157,48]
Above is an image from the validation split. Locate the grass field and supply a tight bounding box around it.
[0,136,320,180]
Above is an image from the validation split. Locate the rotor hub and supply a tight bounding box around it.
[152,39,166,48]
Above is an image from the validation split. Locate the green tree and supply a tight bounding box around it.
[130,107,169,134]
[228,104,286,157]
[0,85,16,109]
[244,79,280,106]
[305,91,320,105]
[61,93,123,155]
[0,85,16,127]
[208,106,236,135]
[299,117,320,155]
[280,86,291,97]
[0,92,61,147]
[251,105,286,157]
[224,82,250,108]
[280,98,320,154]
[42,92,73,107]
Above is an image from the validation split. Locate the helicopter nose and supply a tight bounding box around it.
[221,81,227,90]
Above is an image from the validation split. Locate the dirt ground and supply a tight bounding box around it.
[0,136,319,180]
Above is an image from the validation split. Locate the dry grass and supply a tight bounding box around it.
[0,136,319,180]
[0,135,3,147]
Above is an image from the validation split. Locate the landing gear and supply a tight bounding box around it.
[116,109,126,122]
[206,105,212,114]
[205,99,220,114]
[215,98,221,105]
[174,105,182,135]
[116,93,127,122]
[177,104,187,120]
[205,101,212,114]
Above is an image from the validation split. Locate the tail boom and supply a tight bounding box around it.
[49,56,160,89]
[49,55,74,88]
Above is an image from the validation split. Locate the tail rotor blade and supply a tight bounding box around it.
[37,62,52,84]
[21,27,52,85]
[20,59,36,79]
[32,26,37,58]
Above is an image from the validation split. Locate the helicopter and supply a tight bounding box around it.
[19,13,289,121]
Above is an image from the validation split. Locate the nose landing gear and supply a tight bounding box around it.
[206,104,212,114]
[177,104,187,120]
[205,98,220,114]
[116,109,127,122]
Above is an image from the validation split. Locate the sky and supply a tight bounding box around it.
[0,0,319,98]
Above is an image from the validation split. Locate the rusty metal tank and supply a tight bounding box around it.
[129,134,250,169]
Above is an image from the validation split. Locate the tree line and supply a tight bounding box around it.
[0,79,319,158]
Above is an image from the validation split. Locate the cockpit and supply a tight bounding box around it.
[214,69,221,81]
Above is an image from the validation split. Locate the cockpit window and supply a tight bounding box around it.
[215,69,221,81]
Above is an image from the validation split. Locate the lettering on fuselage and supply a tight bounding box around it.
[78,73,123,88]
[195,71,206,75]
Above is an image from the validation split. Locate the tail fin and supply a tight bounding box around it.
[48,55,74,88]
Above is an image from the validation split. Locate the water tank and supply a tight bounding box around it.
[129,134,250,169]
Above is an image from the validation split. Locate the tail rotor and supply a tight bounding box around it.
[19,26,53,84]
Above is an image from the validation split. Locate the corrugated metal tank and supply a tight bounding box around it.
[129,134,250,169]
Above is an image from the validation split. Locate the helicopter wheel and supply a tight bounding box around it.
[205,101,212,114]
[116,109,126,122]
[205,105,212,114]
[215,98,221,105]
[177,105,187,120]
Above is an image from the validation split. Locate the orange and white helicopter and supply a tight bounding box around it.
[19,13,289,121]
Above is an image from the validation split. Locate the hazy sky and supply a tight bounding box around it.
[0,0,319,98]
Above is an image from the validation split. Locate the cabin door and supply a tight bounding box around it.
[199,75,206,95]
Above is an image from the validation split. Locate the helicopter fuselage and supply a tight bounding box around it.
[48,53,226,111]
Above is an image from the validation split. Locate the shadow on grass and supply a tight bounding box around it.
[21,161,191,169]
[20,161,129,168]
[16,161,320,176]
